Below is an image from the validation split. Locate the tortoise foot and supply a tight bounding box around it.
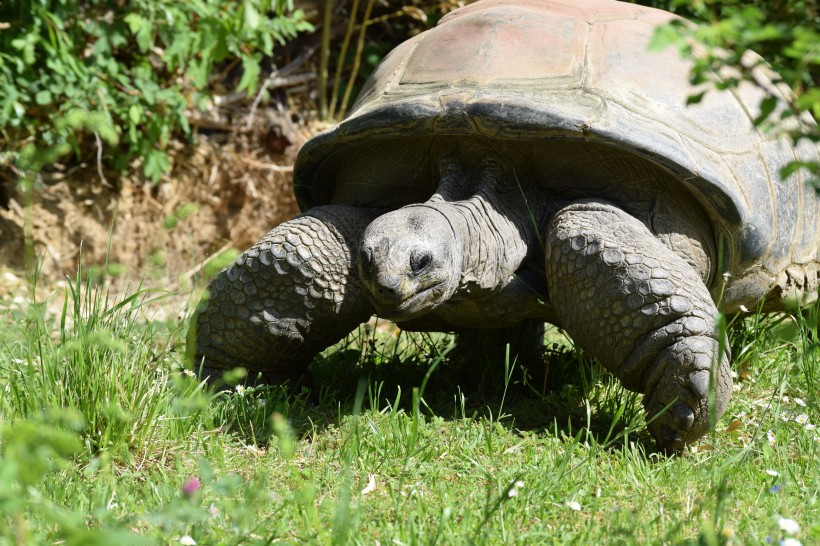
[641,332,732,453]
[546,199,732,453]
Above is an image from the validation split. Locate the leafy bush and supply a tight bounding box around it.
[0,0,312,181]
[638,0,819,183]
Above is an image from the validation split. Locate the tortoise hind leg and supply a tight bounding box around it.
[449,320,546,393]
[545,200,732,453]
[191,205,380,384]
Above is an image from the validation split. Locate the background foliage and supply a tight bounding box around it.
[0,0,312,181]
[2,0,817,183]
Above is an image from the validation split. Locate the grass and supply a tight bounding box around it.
[0,263,818,545]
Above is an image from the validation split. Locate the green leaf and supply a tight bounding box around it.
[187,57,210,89]
[35,90,52,105]
[236,54,261,95]
[796,88,820,119]
[143,149,170,181]
[243,0,261,30]
[135,22,153,53]
[686,91,706,105]
[125,13,154,53]
[753,96,778,127]
[1,420,82,486]
[128,103,144,125]
[203,247,240,277]
[123,13,146,35]
[648,22,683,53]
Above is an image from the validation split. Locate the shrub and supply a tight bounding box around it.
[0,0,312,181]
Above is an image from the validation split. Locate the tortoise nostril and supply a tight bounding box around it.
[410,251,433,276]
[376,285,399,302]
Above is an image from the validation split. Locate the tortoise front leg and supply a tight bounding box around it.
[545,200,732,453]
[191,205,380,384]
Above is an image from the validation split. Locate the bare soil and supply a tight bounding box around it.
[0,117,320,291]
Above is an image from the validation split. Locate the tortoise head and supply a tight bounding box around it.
[358,205,462,321]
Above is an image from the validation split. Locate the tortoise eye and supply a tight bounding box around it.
[410,252,432,275]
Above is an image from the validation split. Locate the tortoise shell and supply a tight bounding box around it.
[293,0,820,311]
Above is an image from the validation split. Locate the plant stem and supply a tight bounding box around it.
[318,0,333,120]
[338,0,375,119]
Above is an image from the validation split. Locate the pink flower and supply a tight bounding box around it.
[182,477,201,497]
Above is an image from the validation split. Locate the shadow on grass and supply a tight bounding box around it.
[214,329,659,455]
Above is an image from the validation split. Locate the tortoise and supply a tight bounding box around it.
[193,0,820,452]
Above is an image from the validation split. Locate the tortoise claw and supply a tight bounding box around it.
[659,425,686,454]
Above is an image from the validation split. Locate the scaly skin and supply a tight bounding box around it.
[192,205,379,383]
[546,200,732,453]
[358,155,544,322]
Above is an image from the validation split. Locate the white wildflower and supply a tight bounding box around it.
[507,480,524,498]
[780,538,802,546]
[764,469,780,477]
[179,536,197,546]
[567,501,581,511]
[794,398,806,407]
[795,413,809,426]
[208,503,219,517]
[361,474,377,495]
[739,304,749,312]
[243,444,262,455]
[182,369,196,377]
[235,384,246,396]
[777,517,800,534]
[767,430,777,446]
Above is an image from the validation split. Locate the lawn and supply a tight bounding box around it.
[0,267,817,545]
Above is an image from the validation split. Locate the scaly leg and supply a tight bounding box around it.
[191,206,380,384]
[545,200,732,452]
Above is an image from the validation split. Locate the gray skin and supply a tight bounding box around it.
[193,0,820,454]
[194,150,731,453]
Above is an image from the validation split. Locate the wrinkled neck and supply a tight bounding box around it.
[424,156,542,297]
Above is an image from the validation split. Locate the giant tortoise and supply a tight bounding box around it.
[193,0,820,452]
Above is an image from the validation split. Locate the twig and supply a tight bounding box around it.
[93,131,111,187]
[318,0,333,119]
[241,157,294,172]
[243,72,315,131]
[246,69,279,131]
[338,0,376,118]
[180,240,235,282]
[278,44,319,77]
[185,114,236,132]
[329,0,361,120]
[207,163,219,187]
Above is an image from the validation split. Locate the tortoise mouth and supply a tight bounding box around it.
[369,279,449,321]
[388,281,446,320]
